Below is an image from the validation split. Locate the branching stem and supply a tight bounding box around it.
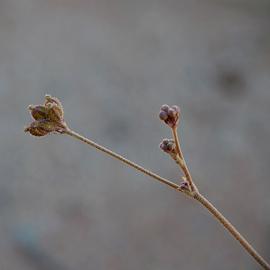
[64,128,182,192]
[63,127,269,269]
[24,95,270,269]
[172,127,197,192]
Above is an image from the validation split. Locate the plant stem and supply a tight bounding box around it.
[172,127,197,192]
[194,192,270,270]
[64,128,181,191]
[63,128,270,269]
[172,127,182,159]
[172,126,269,269]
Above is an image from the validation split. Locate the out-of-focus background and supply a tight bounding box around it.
[1,0,270,269]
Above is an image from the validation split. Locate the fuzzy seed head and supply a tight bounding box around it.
[25,95,67,137]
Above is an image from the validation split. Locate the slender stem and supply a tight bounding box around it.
[194,192,270,270]
[63,128,270,269]
[25,96,269,269]
[172,126,269,268]
[64,128,182,192]
[172,127,182,159]
[172,127,197,192]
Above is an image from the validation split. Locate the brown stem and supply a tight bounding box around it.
[194,192,270,270]
[25,96,269,268]
[172,126,269,268]
[64,128,182,192]
[63,128,269,269]
[172,127,197,192]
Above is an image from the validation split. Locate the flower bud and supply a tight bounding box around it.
[159,110,168,121]
[159,138,176,154]
[171,105,180,113]
[161,104,169,112]
[168,108,177,118]
[159,104,180,128]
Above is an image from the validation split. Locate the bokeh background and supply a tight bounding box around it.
[1,0,270,269]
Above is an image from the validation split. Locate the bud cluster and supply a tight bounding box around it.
[159,104,180,128]
[159,138,176,154]
[25,95,67,137]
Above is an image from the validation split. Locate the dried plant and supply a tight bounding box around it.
[25,95,270,269]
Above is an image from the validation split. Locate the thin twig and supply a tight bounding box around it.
[64,128,270,269]
[194,192,270,270]
[64,128,183,192]
[172,126,269,269]
[172,127,197,192]
[25,96,270,269]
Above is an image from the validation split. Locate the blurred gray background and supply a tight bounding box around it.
[1,0,270,269]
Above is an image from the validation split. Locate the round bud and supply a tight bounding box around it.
[159,142,165,151]
[172,105,180,113]
[159,138,176,153]
[159,104,180,128]
[168,108,176,118]
[167,142,174,151]
[159,110,168,121]
[161,104,169,112]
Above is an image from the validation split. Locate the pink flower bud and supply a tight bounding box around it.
[161,104,169,112]
[159,138,176,154]
[159,110,168,121]
[159,105,180,128]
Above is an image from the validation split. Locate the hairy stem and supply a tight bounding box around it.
[194,192,270,270]
[64,128,269,269]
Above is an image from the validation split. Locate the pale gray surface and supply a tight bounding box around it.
[0,0,270,269]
